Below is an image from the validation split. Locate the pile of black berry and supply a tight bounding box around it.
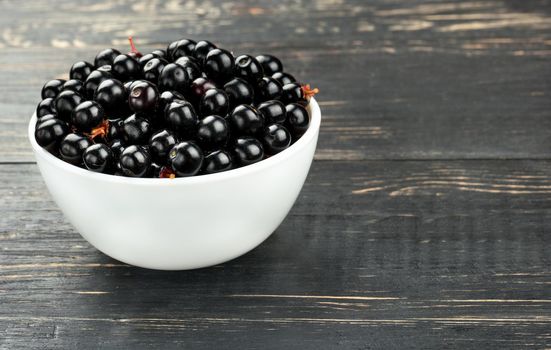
[34,38,319,178]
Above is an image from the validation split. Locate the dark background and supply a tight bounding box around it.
[1,0,551,348]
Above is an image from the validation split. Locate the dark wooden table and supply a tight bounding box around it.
[2,0,551,348]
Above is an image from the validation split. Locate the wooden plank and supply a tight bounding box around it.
[1,160,550,348]
[2,0,551,162]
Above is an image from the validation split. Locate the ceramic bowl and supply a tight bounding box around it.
[28,98,320,270]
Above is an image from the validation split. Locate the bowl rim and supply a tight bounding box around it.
[28,98,321,186]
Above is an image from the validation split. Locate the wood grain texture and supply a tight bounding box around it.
[1,0,551,348]
[1,161,551,349]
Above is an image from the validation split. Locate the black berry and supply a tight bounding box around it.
[272,72,296,86]
[168,142,204,177]
[164,100,198,138]
[35,118,69,149]
[234,55,264,83]
[256,54,283,75]
[149,129,178,165]
[84,67,113,98]
[257,100,286,124]
[112,54,141,81]
[192,40,217,64]
[167,39,196,61]
[70,61,94,81]
[255,77,282,102]
[158,63,189,93]
[202,150,233,174]
[175,56,202,81]
[196,115,229,150]
[228,104,264,136]
[285,103,310,136]
[94,78,127,115]
[122,114,152,144]
[128,80,159,113]
[94,48,121,67]
[36,98,56,118]
[224,78,254,109]
[59,133,93,165]
[41,79,66,99]
[204,48,234,83]
[62,79,85,95]
[233,137,264,166]
[262,124,291,155]
[199,88,229,117]
[83,143,114,173]
[54,90,84,122]
[71,101,104,132]
[120,145,151,177]
[143,57,168,83]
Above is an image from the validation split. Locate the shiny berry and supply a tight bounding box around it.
[41,79,65,99]
[54,90,83,122]
[62,79,84,95]
[120,145,151,177]
[164,100,198,138]
[190,77,217,101]
[84,67,113,98]
[256,54,283,75]
[71,101,104,132]
[110,139,125,159]
[36,98,56,118]
[70,61,94,81]
[204,48,234,83]
[175,56,202,81]
[128,80,159,113]
[151,49,167,59]
[281,82,306,105]
[138,53,158,69]
[228,104,264,136]
[83,144,114,173]
[149,129,178,165]
[224,78,254,108]
[122,114,152,144]
[168,142,203,177]
[59,133,93,165]
[157,90,185,119]
[158,63,189,93]
[255,77,282,102]
[197,115,229,150]
[143,57,168,83]
[192,40,217,64]
[257,100,286,124]
[272,72,296,86]
[37,114,57,124]
[233,137,264,166]
[94,78,126,115]
[202,150,233,174]
[167,39,196,61]
[107,118,123,141]
[34,118,68,149]
[262,124,291,155]
[199,88,229,117]
[94,48,121,67]
[285,103,310,136]
[112,54,141,81]
[234,55,263,83]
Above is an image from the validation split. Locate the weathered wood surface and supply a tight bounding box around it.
[1,0,551,349]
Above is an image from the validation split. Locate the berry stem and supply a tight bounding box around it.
[128,36,139,54]
[159,166,176,179]
[301,84,319,100]
[85,120,109,140]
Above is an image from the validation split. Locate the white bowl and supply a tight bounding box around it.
[28,98,320,270]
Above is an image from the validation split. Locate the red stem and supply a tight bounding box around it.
[128,36,138,54]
